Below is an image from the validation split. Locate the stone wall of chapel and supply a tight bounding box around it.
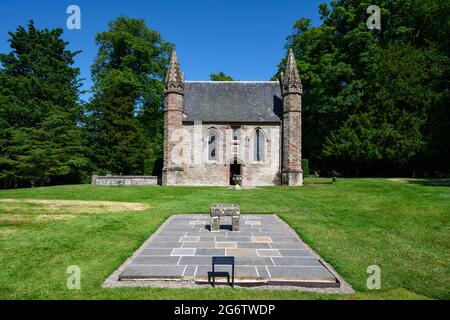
[174,123,281,186]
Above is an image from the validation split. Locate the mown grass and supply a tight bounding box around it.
[0,178,448,300]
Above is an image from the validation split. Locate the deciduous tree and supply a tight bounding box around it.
[275,0,449,176]
[85,16,173,175]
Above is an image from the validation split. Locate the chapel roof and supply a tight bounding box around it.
[182,81,282,123]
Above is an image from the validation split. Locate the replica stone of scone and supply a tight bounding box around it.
[210,204,240,232]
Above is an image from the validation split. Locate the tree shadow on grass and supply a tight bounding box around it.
[404,179,450,187]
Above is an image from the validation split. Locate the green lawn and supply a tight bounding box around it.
[0,178,448,300]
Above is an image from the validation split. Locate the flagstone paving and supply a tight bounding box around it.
[118,214,340,287]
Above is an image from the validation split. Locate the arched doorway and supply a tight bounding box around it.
[229,157,244,186]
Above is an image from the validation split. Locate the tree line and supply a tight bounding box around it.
[274,0,449,177]
[1,1,449,188]
[0,17,172,188]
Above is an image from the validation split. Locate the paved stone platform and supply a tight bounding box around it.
[118,214,340,287]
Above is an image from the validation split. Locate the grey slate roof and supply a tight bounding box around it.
[183,81,282,123]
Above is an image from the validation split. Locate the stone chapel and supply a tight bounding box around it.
[162,49,303,187]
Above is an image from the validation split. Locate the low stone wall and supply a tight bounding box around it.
[92,174,159,186]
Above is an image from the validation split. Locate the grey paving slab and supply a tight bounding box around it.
[256,249,281,257]
[157,232,187,237]
[195,248,226,256]
[256,266,271,280]
[198,236,217,241]
[132,255,180,265]
[183,265,197,280]
[146,241,182,249]
[179,236,200,242]
[243,216,262,219]
[236,226,255,230]
[171,248,196,256]
[182,241,216,248]
[272,257,321,266]
[244,220,261,225]
[179,256,212,266]
[140,248,173,256]
[259,227,289,231]
[216,236,251,242]
[267,266,336,281]
[278,249,314,257]
[237,242,271,249]
[269,242,307,250]
[189,222,207,226]
[270,237,299,243]
[119,265,185,280]
[252,231,290,236]
[168,220,191,225]
[118,214,340,287]
[226,231,254,236]
[197,228,226,233]
[186,232,211,237]
[152,236,182,242]
[234,256,274,266]
[164,227,194,231]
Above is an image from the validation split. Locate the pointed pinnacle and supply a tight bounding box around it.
[282,48,302,95]
[165,50,184,95]
[166,51,182,83]
[283,49,301,84]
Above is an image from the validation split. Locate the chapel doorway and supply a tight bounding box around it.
[229,160,241,185]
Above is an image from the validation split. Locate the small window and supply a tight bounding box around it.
[232,128,240,141]
[253,129,265,162]
[208,131,218,161]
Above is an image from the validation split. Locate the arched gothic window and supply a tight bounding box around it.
[253,128,265,162]
[208,129,219,161]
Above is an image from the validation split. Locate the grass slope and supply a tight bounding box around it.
[0,178,448,300]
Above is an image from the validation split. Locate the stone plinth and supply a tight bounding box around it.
[210,204,240,232]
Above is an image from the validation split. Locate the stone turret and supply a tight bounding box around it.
[162,50,184,185]
[280,49,303,186]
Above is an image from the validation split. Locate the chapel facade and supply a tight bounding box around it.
[162,49,303,187]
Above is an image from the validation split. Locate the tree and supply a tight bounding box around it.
[210,71,234,81]
[85,16,173,175]
[0,21,88,188]
[275,0,450,176]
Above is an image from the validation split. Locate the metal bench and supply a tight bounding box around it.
[210,204,240,232]
[210,256,235,287]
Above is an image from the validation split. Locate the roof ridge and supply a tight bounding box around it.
[185,81,279,83]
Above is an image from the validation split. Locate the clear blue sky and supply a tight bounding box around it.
[0,0,328,100]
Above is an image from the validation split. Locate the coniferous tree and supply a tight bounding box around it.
[0,21,88,188]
